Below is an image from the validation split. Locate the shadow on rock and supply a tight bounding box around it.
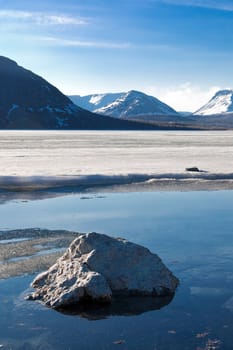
[55,294,174,320]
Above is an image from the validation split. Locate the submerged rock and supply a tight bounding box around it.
[28,232,179,309]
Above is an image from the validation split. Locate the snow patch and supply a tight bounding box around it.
[64,103,80,114]
[26,104,78,115]
[7,104,19,117]
[89,94,106,105]
[56,116,69,127]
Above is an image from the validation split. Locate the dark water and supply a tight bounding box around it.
[0,191,233,349]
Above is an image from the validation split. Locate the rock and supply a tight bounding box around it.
[185,167,200,172]
[28,232,179,309]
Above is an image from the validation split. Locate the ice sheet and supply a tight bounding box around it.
[0,130,233,190]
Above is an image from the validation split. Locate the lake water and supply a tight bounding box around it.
[0,190,233,349]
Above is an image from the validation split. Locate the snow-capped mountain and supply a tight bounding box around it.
[69,90,178,118]
[94,90,179,118]
[0,56,161,130]
[69,93,123,111]
[194,89,233,115]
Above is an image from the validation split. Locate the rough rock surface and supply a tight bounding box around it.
[28,232,179,308]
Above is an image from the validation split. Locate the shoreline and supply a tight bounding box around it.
[1,173,233,195]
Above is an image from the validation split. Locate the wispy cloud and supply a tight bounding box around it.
[0,10,87,25]
[38,36,177,51]
[146,83,221,111]
[39,36,132,49]
[152,0,233,12]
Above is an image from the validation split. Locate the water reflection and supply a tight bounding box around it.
[56,295,174,320]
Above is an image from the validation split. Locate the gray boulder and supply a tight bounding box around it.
[28,232,179,309]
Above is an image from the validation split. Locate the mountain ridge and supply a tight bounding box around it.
[0,56,178,130]
[2,55,232,130]
[194,89,233,115]
[69,90,179,118]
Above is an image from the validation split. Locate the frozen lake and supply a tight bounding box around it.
[0,130,233,177]
[1,130,233,192]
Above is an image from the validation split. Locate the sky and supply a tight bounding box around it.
[1,0,233,112]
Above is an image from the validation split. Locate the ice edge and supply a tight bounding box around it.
[1,173,233,191]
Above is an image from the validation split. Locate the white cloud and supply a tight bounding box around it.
[154,0,233,11]
[146,83,221,112]
[38,36,177,51]
[0,10,87,25]
[39,36,131,49]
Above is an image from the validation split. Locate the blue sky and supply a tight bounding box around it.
[1,0,233,111]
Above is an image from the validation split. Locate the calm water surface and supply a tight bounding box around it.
[0,190,233,349]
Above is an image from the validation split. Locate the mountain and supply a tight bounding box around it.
[194,89,233,115]
[69,93,123,111]
[0,56,82,129]
[0,56,164,130]
[69,90,179,118]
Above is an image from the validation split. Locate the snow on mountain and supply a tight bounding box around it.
[95,90,179,118]
[78,90,178,118]
[194,89,233,115]
[69,93,123,111]
[0,56,163,130]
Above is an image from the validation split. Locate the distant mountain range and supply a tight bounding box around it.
[69,90,179,118]
[0,56,175,130]
[70,90,233,120]
[1,55,233,130]
[194,90,233,115]
[69,89,233,129]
